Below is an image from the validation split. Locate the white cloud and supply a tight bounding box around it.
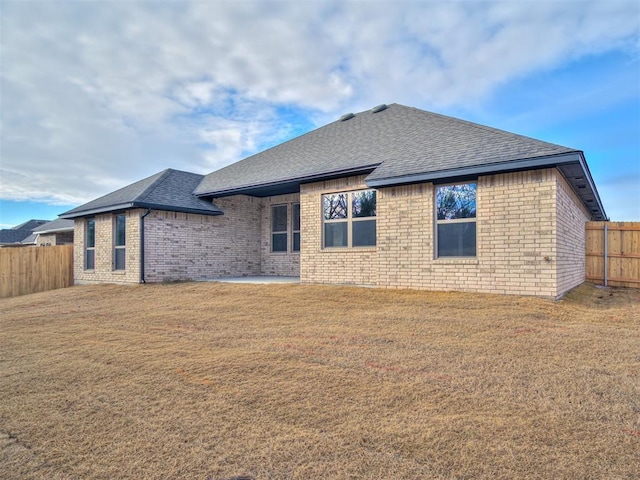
[0,0,638,206]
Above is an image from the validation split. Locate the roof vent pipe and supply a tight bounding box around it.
[339,112,355,121]
[371,104,388,113]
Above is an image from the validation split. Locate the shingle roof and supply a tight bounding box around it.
[0,229,35,244]
[12,219,49,231]
[0,219,49,245]
[20,233,38,245]
[60,169,223,219]
[194,103,606,220]
[193,103,572,194]
[32,218,75,234]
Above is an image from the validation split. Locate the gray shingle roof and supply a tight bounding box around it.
[12,219,49,231]
[21,233,38,245]
[194,103,575,196]
[194,103,606,220]
[0,229,35,244]
[0,219,49,245]
[60,169,222,219]
[32,218,75,233]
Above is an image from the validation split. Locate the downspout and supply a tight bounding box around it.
[140,209,151,283]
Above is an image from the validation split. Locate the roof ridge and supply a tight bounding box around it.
[12,219,49,230]
[194,105,400,193]
[396,103,575,151]
[134,168,174,203]
[137,168,206,203]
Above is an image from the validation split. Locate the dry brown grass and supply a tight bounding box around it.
[0,281,638,479]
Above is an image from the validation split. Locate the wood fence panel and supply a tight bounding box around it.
[0,245,74,298]
[586,221,640,288]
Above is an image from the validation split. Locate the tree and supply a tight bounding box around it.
[437,184,476,220]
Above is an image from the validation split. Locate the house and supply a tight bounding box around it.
[0,219,49,247]
[31,218,75,246]
[60,104,606,298]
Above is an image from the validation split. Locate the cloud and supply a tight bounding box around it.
[0,0,638,206]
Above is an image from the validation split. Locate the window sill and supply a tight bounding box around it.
[112,270,127,275]
[322,247,377,253]
[434,257,479,265]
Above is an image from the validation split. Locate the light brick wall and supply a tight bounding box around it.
[259,193,300,276]
[300,175,378,286]
[301,169,580,297]
[73,210,141,284]
[144,196,261,282]
[37,231,73,246]
[474,169,557,296]
[376,182,436,290]
[72,194,303,284]
[554,172,590,297]
[70,167,590,296]
[37,233,57,246]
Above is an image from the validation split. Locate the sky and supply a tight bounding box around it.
[1,0,639,229]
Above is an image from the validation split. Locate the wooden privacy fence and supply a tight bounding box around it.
[0,245,74,298]
[586,222,640,288]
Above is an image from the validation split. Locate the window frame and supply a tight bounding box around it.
[292,203,300,253]
[434,182,477,258]
[113,214,126,271]
[322,189,377,249]
[271,204,288,253]
[85,218,95,270]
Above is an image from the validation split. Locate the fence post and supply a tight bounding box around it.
[603,223,608,287]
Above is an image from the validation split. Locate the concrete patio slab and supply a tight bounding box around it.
[209,276,300,284]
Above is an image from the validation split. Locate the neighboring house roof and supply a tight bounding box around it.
[0,229,35,244]
[0,219,49,245]
[194,103,606,220]
[32,218,75,234]
[21,233,38,245]
[12,219,49,231]
[60,169,223,219]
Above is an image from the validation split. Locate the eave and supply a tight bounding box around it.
[59,202,223,219]
[365,152,607,221]
[195,165,380,199]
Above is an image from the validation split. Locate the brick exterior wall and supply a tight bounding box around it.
[37,231,73,246]
[71,167,589,297]
[74,210,141,284]
[554,173,590,296]
[260,193,301,276]
[473,169,557,296]
[300,169,588,298]
[144,196,261,282]
[72,193,301,284]
[300,175,378,286]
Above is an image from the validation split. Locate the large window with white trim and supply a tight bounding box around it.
[323,190,376,248]
[436,183,477,257]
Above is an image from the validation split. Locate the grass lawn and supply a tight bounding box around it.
[0,282,638,479]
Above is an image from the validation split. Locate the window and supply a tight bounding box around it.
[270,203,301,253]
[271,205,288,252]
[292,203,300,252]
[436,183,476,257]
[323,190,376,248]
[85,218,95,270]
[114,214,126,270]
